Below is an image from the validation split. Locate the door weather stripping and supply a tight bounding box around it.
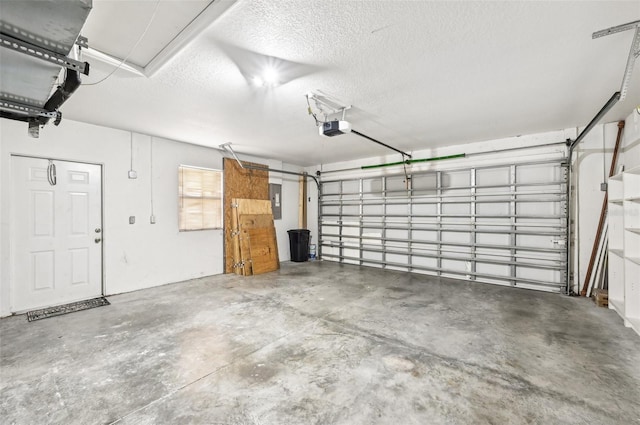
[592,19,640,101]
[0,32,90,76]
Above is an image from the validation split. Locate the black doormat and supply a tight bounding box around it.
[27,297,110,322]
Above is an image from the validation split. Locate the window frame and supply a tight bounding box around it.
[178,164,223,232]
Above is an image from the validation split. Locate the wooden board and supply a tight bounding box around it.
[593,289,609,308]
[223,158,269,273]
[235,198,273,215]
[230,200,242,275]
[230,198,279,276]
[238,214,274,231]
[247,227,279,275]
[299,175,307,228]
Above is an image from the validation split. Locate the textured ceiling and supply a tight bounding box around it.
[81,0,214,68]
[64,0,639,166]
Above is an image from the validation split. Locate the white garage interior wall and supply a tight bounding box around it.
[574,122,619,295]
[1,112,637,316]
[0,119,301,317]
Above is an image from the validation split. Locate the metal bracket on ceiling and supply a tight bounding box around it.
[306,90,412,159]
[218,142,322,189]
[307,91,351,122]
[1,92,46,107]
[593,19,640,39]
[0,32,90,76]
[219,142,244,169]
[75,35,89,49]
[0,98,59,119]
[593,19,640,101]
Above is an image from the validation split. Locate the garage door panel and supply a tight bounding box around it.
[319,158,567,292]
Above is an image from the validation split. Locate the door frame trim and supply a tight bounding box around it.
[9,154,105,312]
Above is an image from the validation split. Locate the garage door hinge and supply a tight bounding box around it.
[233,261,244,269]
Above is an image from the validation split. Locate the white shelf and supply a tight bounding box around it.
[606,111,639,339]
[610,248,624,257]
[626,257,640,266]
[625,164,640,175]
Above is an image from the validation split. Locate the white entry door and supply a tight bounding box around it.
[11,156,103,312]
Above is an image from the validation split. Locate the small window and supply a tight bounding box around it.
[178,165,222,231]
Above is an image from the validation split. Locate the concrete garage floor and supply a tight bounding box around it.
[1,262,639,424]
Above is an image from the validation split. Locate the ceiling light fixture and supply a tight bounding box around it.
[252,66,279,87]
[252,76,264,87]
[262,67,279,85]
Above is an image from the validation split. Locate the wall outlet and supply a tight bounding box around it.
[150,215,156,224]
[129,216,135,224]
[128,170,137,179]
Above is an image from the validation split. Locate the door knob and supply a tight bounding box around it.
[95,238,102,243]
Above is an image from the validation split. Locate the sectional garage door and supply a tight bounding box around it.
[319,158,568,292]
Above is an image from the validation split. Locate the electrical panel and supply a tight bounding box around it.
[269,184,282,220]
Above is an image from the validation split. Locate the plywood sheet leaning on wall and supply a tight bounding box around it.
[223,158,269,273]
[247,227,279,274]
[230,198,279,275]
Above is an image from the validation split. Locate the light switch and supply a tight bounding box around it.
[129,216,135,224]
